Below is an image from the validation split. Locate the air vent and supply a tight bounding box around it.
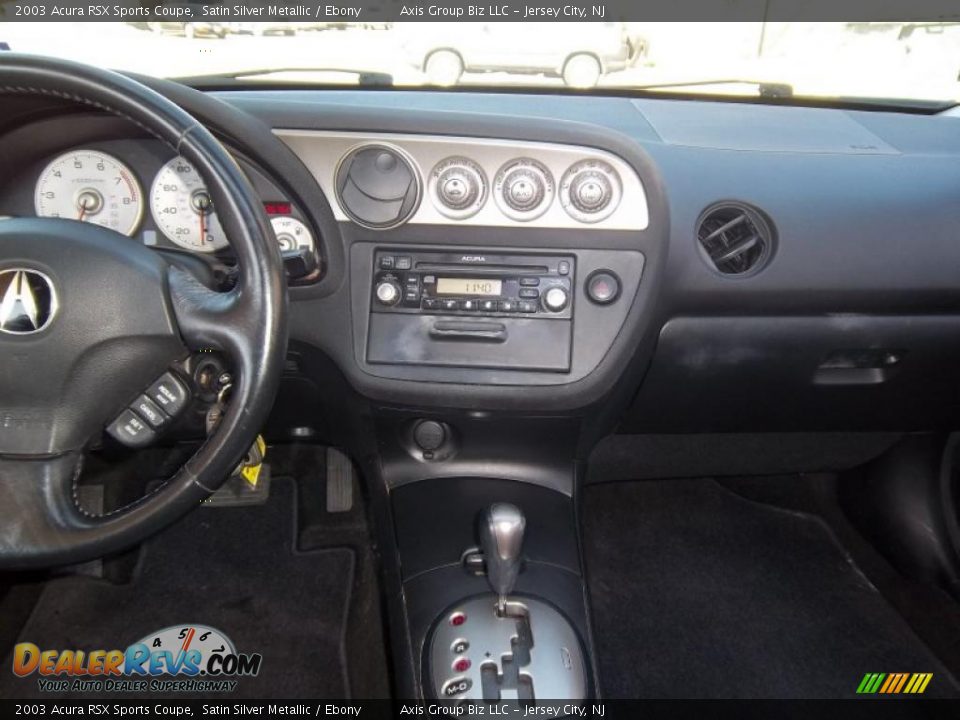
[335,144,421,229]
[696,202,775,276]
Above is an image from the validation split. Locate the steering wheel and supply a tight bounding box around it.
[0,55,287,568]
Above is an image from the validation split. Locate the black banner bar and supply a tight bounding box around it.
[2,699,959,719]
[2,0,960,23]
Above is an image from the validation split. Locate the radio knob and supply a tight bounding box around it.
[542,286,569,312]
[375,280,402,306]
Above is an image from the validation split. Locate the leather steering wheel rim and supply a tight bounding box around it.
[0,54,288,568]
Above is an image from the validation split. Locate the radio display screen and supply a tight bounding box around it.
[436,278,503,296]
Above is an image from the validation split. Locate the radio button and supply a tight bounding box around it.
[422,298,441,311]
[519,288,540,299]
[404,290,421,306]
[460,299,479,311]
[558,260,571,276]
[520,277,540,287]
[441,299,460,311]
[396,256,413,270]
[499,299,518,312]
[423,275,436,285]
[480,300,498,312]
[519,301,538,313]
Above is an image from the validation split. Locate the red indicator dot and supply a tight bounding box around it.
[449,612,467,626]
[453,657,471,673]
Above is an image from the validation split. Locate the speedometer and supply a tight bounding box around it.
[34,150,143,236]
[150,157,227,253]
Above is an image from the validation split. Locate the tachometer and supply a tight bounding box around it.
[150,157,227,253]
[34,150,143,236]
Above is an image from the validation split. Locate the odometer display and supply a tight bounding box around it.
[150,157,227,253]
[34,150,143,236]
[436,278,502,296]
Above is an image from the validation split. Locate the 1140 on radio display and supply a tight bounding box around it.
[435,278,503,296]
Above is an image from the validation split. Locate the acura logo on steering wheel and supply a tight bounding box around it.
[0,269,58,335]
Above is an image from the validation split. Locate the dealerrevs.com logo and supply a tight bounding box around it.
[11,624,262,694]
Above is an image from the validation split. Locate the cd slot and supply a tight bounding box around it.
[415,262,550,275]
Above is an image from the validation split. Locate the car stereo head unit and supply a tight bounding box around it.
[371,250,575,320]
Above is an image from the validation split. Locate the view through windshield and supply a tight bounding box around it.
[2,21,959,104]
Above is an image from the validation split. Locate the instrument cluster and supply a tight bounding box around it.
[29,146,316,259]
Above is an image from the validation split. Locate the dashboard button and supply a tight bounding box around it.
[396,256,413,270]
[558,260,571,276]
[148,373,189,417]
[132,394,168,429]
[379,255,395,270]
[107,410,157,448]
[586,271,621,305]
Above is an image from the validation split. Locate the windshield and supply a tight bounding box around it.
[3,21,958,106]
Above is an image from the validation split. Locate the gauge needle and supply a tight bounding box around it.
[199,208,206,246]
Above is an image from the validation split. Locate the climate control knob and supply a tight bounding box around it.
[430,157,487,219]
[375,280,402,306]
[494,158,554,221]
[560,159,622,223]
[542,286,569,313]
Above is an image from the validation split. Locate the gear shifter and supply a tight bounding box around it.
[479,503,526,614]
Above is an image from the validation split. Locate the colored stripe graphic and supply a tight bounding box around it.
[857,672,932,694]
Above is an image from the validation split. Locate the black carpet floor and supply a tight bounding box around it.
[583,479,960,699]
[1,477,360,700]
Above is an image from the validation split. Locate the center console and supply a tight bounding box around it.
[391,477,597,701]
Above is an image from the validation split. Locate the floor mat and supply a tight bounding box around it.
[583,479,960,699]
[2,477,356,700]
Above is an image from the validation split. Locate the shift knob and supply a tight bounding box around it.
[479,503,526,611]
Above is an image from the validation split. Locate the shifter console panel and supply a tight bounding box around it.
[428,596,587,702]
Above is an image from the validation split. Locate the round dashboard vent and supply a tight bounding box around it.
[335,144,421,229]
[696,202,775,276]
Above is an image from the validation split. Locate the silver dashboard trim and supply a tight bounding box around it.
[274,129,649,231]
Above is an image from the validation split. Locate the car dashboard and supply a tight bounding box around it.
[3,84,960,434]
